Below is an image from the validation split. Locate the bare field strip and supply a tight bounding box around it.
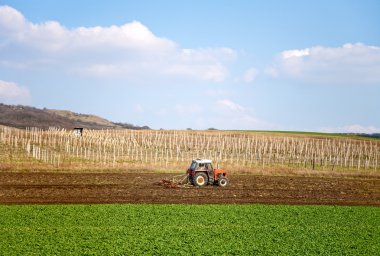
[0,172,379,206]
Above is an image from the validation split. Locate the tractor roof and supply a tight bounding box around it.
[193,159,212,164]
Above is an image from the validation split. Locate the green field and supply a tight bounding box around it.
[1,204,379,255]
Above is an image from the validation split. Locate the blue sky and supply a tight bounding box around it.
[0,1,379,132]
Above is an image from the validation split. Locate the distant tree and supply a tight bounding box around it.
[113,122,151,130]
[141,126,150,130]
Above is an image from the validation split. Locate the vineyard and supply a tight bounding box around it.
[1,125,379,173]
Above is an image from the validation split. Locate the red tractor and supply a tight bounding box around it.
[187,159,228,187]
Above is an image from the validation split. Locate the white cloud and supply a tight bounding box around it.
[217,99,245,112]
[243,67,258,83]
[165,62,229,82]
[213,99,274,130]
[0,5,235,82]
[268,43,380,85]
[151,99,276,130]
[0,5,173,52]
[320,125,380,134]
[0,80,30,104]
[281,48,310,59]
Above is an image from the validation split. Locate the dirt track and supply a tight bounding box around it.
[0,172,379,206]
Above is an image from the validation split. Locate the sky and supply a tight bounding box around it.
[0,0,379,132]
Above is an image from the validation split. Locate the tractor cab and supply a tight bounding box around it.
[187,159,228,187]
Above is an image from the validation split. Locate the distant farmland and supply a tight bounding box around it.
[1,126,379,255]
[1,125,379,174]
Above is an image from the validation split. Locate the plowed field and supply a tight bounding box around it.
[0,172,379,205]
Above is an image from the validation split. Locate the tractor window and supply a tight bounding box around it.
[205,163,213,170]
[190,162,197,170]
[197,163,208,170]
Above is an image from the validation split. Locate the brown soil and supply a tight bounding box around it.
[0,172,379,206]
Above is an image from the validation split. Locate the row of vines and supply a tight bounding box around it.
[0,125,379,172]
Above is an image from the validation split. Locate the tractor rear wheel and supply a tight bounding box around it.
[218,177,228,187]
[193,172,208,187]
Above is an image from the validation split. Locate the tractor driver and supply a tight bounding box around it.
[205,163,214,182]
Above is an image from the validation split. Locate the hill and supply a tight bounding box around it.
[0,103,149,130]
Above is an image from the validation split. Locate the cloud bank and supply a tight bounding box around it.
[0,5,236,82]
[0,80,30,104]
[320,124,380,134]
[268,43,380,85]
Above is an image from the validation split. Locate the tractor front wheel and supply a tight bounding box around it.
[218,177,228,187]
[193,172,208,187]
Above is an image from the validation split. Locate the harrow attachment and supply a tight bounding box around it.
[158,174,192,188]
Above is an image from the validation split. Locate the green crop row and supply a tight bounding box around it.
[0,204,379,255]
